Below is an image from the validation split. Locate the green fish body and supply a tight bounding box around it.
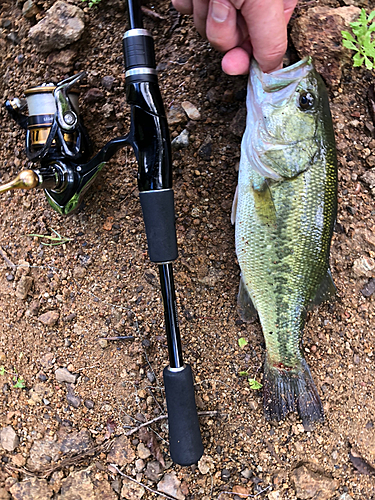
[233,58,337,425]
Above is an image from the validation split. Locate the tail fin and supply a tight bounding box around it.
[263,357,324,427]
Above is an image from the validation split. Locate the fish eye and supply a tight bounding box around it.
[298,91,315,111]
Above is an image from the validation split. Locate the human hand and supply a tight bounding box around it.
[172,0,297,75]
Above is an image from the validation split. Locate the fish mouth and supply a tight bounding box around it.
[251,57,314,93]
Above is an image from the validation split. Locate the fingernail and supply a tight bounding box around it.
[211,1,229,23]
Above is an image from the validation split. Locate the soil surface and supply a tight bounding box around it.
[0,0,374,499]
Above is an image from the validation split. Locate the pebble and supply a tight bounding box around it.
[6,274,14,281]
[198,135,212,160]
[135,458,145,472]
[98,338,108,348]
[229,107,247,137]
[353,354,360,364]
[66,392,81,408]
[38,310,59,326]
[60,467,117,500]
[157,472,185,500]
[55,367,76,384]
[121,477,145,500]
[84,399,94,409]
[171,129,189,149]
[145,460,162,482]
[339,494,353,500]
[29,1,85,52]
[9,477,53,500]
[84,88,104,103]
[361,278,375,297]
[146,371,156,383]
[352,256,375,278]
[241,468,253,479]
[221,468,231,481]
[0,426,19,452]
[181,101,201,121]
[40,353,55,369]
[107,435,135,466]
[22,0,39,18]
[291,465,338,499]
[167,106,187,126]
[101,75,115,90]
[198,455,214,474]
[137,442,151,459]
[15,275,33,300]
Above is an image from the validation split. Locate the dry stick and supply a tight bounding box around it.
[109,464,178,500]
[0,246,16,270]
[125,410,221,436]
[218,485,271,498]
[141,5,166,20]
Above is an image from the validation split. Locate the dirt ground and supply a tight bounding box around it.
[0,0,374,498]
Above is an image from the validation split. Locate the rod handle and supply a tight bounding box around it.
[163,364,204,466]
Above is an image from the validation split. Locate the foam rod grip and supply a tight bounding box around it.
[163,365,204,466]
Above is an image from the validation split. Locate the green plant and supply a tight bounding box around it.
[238,369,263,390]
[342,9,375,70]
[13,376,25,389]
[0,366,5,376]
[81,0,102,7]
[28,228,72,246]
[238,337,248,349]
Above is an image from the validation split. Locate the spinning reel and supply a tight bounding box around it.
[1,5,204,467]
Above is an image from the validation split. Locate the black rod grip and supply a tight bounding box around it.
[163,365,204,466]
[139,189,177,263]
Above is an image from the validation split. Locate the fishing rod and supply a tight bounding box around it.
[1,0,203,466]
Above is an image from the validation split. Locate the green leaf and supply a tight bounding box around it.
[369,11,375,22]
[238,338,248,349]
[248,378,262,390]
[364,56,374,70]
[239,371,249,377]
[0,366,5,376]
[342,39,357,51]
[342,31,356,43]
[13,377,25,389]
[353,52,365,67]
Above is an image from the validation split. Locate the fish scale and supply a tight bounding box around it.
[234,58,337,425]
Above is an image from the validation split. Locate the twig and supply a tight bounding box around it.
[125,410,221,437]
[141,6,166,20]
[218,485,271,498]
[0,247,16,270]
[110,464,179,500]
[99,336,134,341]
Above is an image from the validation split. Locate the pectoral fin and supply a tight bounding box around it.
[308,268,336,310]
[231,185,238,225]
[237,276,257,322]
[252,178,276,226]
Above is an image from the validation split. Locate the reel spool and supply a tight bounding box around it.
[24,84,80,151]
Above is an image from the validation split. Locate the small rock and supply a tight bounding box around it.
[221,468,231,481]
[10,478,53,500]
[55,367,76,384]
[290,6,361,87]
[29,1,85,52]
[232,485,250,498]
[145,460,162,482]
[198,135,212,160]
[339,494,353,500]
[0,426,19,451]
[84,399,94,409]
[49,471,64,494]
[137,442,151,459]
[146,371,156,383]
[353,354,360,364]
[171,129,189,149]
[39,352,55,369]
[15,275,33,300]
[229,107,247,137]
[60,429,92,455]
[6,274,14,281]
[22,0,39,18]
[241,468,253,479]
[291,465,338,499]
[66,392,81,408]
[1,19,11,29]
[60,466,117,500]
[352,256,375,278]
[268,492,282,500]
[157,472,185,500]
[135,458,145,472]
[38,310,59,326]
[107,435,135,466]
[0,488,9,500]
[98,338,108,348]
[361,279,375,297]
[361,169,375,189]
[27,436,60,469]
[27,299,40,316]
[198,455,214,475]
[167,106,187,126]
[45,50,76,72]
[101,76,115,90]
[181,101,201,120]
[120,477,145,500]
[84,88,104,103]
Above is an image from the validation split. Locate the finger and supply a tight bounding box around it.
[221,46,251,75]
[172,0,193,15]
[193,0,210,38]
[206,0,244,52]
[240,0,289,73]
[284,0,298,23]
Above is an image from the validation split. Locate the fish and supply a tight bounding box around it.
[232,57,337,426]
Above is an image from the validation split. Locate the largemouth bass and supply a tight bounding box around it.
[232,58,337,426]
